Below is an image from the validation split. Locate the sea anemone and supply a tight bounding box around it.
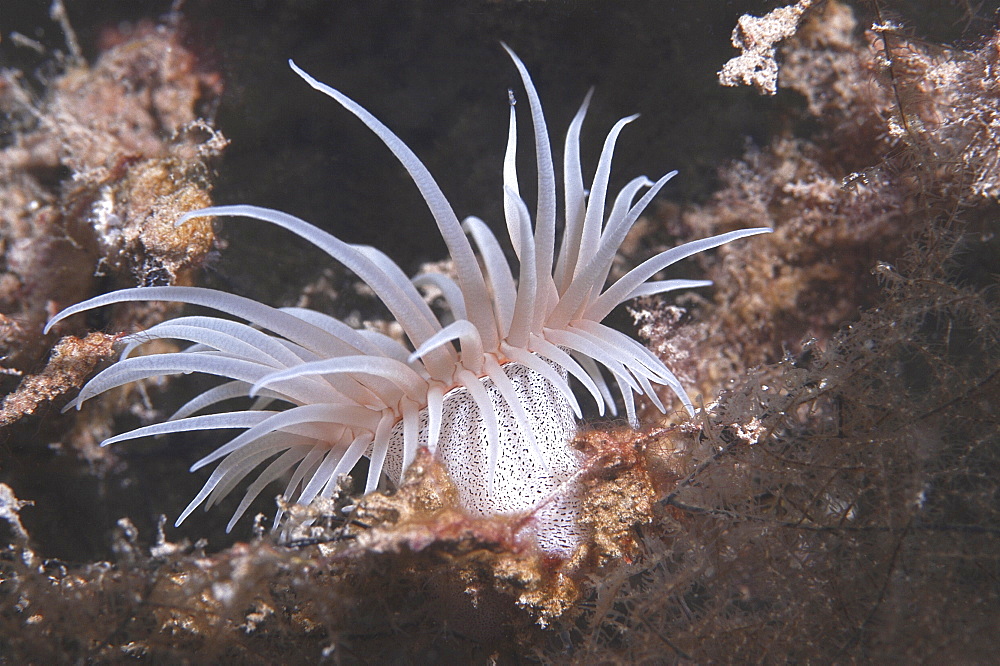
[46,46,770,556]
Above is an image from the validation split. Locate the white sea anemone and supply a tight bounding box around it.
[46,46,770,556]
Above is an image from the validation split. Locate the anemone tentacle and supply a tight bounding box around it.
[48,47,771,556]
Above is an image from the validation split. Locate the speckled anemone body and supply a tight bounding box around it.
[47,47,770,557]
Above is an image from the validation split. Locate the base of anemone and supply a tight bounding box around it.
[382,359,585,557]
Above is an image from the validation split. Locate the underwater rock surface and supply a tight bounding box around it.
[1,1,998,662]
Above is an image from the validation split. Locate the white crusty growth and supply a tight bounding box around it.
[46,46,770,556]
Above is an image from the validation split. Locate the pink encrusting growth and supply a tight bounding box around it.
[46,46,770,556]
